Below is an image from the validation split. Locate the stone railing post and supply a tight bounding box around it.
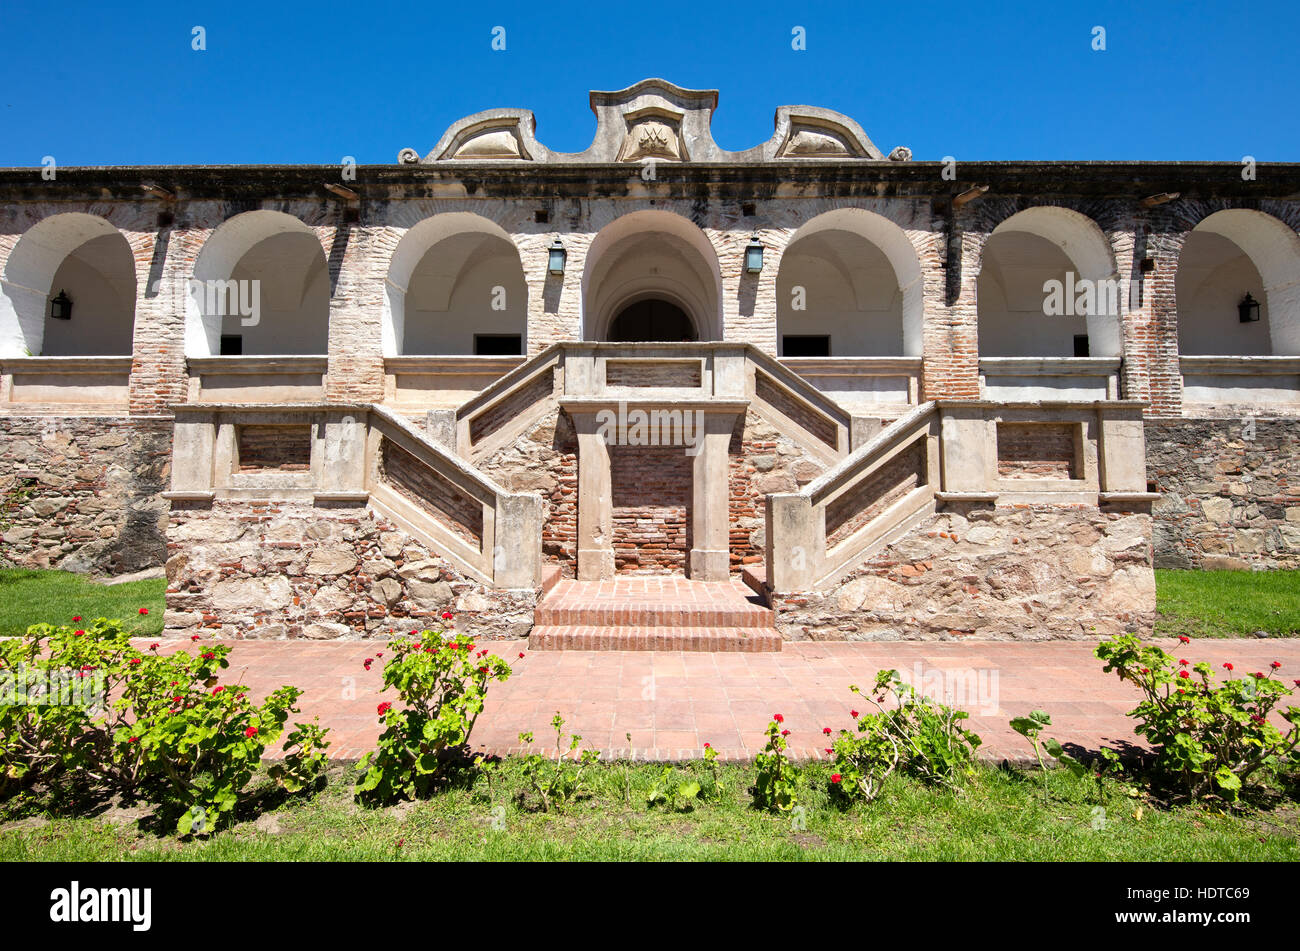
[493,492,544,587]
[766,492,821,593]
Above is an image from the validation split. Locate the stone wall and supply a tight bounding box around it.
[165,499,535,640]
[772,503,1154,641]
[1147,417,1300,569]
[0,415,170,573]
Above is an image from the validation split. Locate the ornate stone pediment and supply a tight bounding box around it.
[415,80,904,164]
[617,109,687,163]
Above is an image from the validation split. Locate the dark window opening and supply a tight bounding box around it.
[534,209,549,224]
[608,300,697,342]
[1073,334,1090,357]
[782,335,831,357]
[473,334,523,356]
[742,202,757,217]
[219,334,243,355]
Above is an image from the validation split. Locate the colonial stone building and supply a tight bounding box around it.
[1,80,1296,646]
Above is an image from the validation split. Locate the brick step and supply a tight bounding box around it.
[534,600,774,628]
[529,625,782,652]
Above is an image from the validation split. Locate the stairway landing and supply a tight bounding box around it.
[530,576,780,651]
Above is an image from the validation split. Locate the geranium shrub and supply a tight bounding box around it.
[1096,633,1300,803]
[355,628,512,805]
[830,669,982,806]
[751,714,800,812]
[0,617,330,832]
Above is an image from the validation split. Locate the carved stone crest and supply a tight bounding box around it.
[617,111,687,163]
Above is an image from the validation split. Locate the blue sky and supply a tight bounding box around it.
[1,0,1296,166]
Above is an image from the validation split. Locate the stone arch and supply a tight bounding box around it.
[0,213,136,357]
[188,210,330,357]
[977,206,1121,357]
[384,212,527,355]
[775,207,923,356]
[581,210,723,341]
[1177,208,1300,355]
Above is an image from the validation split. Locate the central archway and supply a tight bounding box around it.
[607,298,697,342]
[581,210,723,341]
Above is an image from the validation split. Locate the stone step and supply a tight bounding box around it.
[529,625,782,652]
[534,593,774,628]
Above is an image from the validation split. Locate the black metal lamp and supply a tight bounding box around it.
[547,239,566,275]
[1238,292,1261,323]
[745,234,764,273]
[49,289,72,320]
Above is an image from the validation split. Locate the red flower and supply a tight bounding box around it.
[478,666,489,674]
[1253,672,1265,679]
[1293,680,1300,688]
[244,726,258,737]
[128,737,139,744]
[518,652,525,659]
[1178,658,1188,666]
[850,709,859,718]
[773,714,784,723]
[202,651,215,660]
[830,774,842,784]
[190,634,201,642]
[363,658,373,670]
[1223,663,1234,671]
[376,651,383,658]
[1178,670,1189,679]
[377,701,392,716]
[824,748,833,754]
[1251,714,1265,724]
[449,642,459,650]
[781,729,790,737]
[72,616,81,622]
[139,608,149,615]
[1140,667,1149,674]
[149,642,159,651]
[129,658,142,666]
[1271,661,1282,669]
[703,742,711,749]
[172,695,183,703]
[823,727,832,735]
[1178,635,1190,644]
[212,686,224,695]
[441,612,454,620]
[73,630,84,637]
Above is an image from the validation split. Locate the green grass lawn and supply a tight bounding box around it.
[1155,569,1300,638]
[0,569,166,637]
[1,762,1295,862]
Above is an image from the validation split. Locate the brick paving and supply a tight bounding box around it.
[136,636,1300,765]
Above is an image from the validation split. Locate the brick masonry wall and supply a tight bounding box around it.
[610,444,692,573]
[1147,417,1300,569]
[996,423,1077,480]
[0,415,171,574]
[236,424,311,471]
[773,503,1155,640]
[825,440,925,544]
[381,440,484,547]
[165,499,534,639]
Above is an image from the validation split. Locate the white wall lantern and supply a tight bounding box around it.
[744,234,764,273]
[548,239,567,275]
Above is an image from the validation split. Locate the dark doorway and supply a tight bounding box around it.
[608,299,697,342]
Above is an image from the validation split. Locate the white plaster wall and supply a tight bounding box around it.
[776,229,904,355]
[40,233,136,356]
[404,234,527,353]
[227,231,330,354]
[1176,231,1271,355]
[978,231,1089,356]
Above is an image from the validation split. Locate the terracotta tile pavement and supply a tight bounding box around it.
[136,637,1300,765]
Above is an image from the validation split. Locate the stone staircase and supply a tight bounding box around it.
[529,575,781,651]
